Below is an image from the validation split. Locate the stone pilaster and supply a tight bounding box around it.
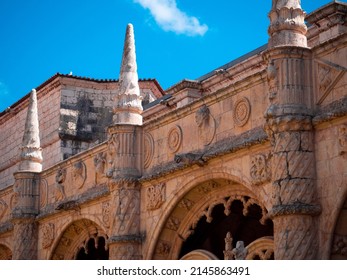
[265,1,321,260]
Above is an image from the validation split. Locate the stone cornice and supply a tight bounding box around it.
[313,96,347,125]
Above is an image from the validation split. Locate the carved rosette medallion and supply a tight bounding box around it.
[233,97,251,127]
[167,125,183,153]
[144,133,154,168]
[250,154,271,185]
[42,223,55,249]
[156,240,172,257]
[146,183,166,211]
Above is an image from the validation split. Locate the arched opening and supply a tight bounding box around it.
[179,199,273,260]
[50,219,108,260]
[151,179,274,260]
[76,236,109,260]
[330,198,347,259]
[0,244,12,260]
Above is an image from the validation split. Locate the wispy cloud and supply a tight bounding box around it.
[134,0,208,36]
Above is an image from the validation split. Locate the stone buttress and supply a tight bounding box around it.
[12,89,42,259]
[106,24,143,259]
[265,0,321,259]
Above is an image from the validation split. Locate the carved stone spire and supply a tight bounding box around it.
[113,23,143,125]
[19,89,42,172]
[268,0,307,48]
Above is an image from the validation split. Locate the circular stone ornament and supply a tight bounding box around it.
[167,125,183,153]
[233,97,251,127]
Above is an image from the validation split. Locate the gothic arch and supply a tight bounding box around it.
[0,244,12,260]
[148,177,273,260]
[50,218,108,260]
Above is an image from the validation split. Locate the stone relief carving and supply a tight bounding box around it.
[338,124,347,156]
[0,199,8,221]
[197,180,220,194]
[223,232,234,260]
[166,216,181,231]
[41,223,55,249]
[106,134,120,177]
[109,244,140,260]
[94,152,106,184]
[267,60,278,101]
[146,183,166,211]
[144,133,154,168]
[102,201,111,228]
[156,240,171,256]
[332,234,347,257]
[233,97,251,127]
[71,161,86,189]
[195,105,216,146]
[318,64,332,92]
[250,154,271,185]
[232,241,248,260]
[178,198,194,211]
[39,179,48,209]
[10,181,20,210]
[54,168,67,202]
[167,125,183,153]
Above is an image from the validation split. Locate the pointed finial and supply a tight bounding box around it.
[19,89,43,172]
[113,23,143,125]
[268,0,307,48]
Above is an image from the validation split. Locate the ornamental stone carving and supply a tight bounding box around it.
[250,154,271,185]
[39,179,48,209]
[54,168,67,202]
[94,152,106,184]
[156,240,171,256]
[144,133,154,168]
[267,60,278,101]
[71,161,86,189]
[102,201,111,228]
[232,241,248,260]
[41,223,55,249]
[233,97,251,127]
[0,199,7,220]
[223,232,234,260]
[167,125,183,153]
[146,183,166,211]
[332,234,347,257]
[195,105,216,146]
[338,124,347,156]
[166,216,181,231]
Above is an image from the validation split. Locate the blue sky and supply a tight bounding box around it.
[0,0,336,111]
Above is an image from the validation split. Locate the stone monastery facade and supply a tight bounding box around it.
[0,0,346,260]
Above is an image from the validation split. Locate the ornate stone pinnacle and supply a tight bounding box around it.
[268,0,308,48]
[19,89,43,172]
[113,23,143,125]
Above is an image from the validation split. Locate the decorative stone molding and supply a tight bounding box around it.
[338,124,347,156]
[102,201,111,228]
[233,97,251,127]
[246,237,274,260]
[195,105,216,146]
[71,161,86,189]
[146,183,166,211]
[233,241,248,260]
[39,179,48,209]
[109,243,141,260]
[94,152,106,184]
[41,223,55,249]
[144,133,154,168]
[223,232,234,260]
[267,60,279,101]
[167,125,183,153]
[174,152,206,167]
[178,198,194,211]
[250,154,271,185]
[166,216,181,231]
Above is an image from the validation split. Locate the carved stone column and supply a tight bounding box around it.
[265,1,321,260]
[11,89,42,260]
[106,125,143,260]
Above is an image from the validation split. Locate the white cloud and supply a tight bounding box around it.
[134,0,208,36]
